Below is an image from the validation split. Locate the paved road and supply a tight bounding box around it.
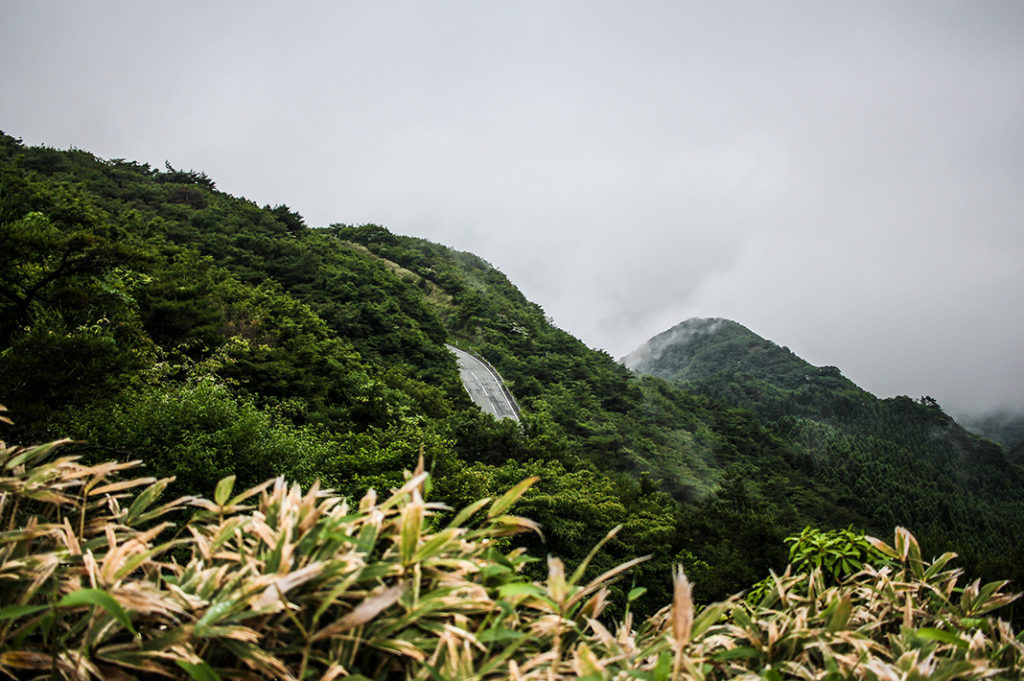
[446,344,520,421]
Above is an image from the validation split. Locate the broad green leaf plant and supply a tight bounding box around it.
[1,412,1021,679]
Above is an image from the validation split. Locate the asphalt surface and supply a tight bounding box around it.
[446,344,520,421]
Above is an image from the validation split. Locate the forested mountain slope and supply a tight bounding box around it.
[962,409,1024,464]
[623,317,861,408]
[2,132,1022,611]
[625,317,1024,581]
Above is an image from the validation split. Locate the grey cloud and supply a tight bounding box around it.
[2,1,1022,415]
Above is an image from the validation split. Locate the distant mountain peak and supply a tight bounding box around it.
[622,318,738,373]
[623,317,856,394]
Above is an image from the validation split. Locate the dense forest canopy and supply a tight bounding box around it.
[2,130,1023,623]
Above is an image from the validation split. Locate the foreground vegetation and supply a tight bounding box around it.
[2,431,1022,680]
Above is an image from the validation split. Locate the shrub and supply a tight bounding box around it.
[1,421,1022,679]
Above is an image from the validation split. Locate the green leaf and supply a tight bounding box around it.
[569,524,621,587]
[354,522,380,554]
[6,440,66,470]
[624,671,653,681]
[926,661,979,681]
[826,595,852,632]
[972,580,1011,614]
[446,497,491,529]
[195,599,238,634]
[627,586,647,602]
[125,479,168,524]
[421,662,448,681]
[214,475,236,506]
[487,476,539,518]
[923,552,958,580]
[176,660,223,681]
[0,604,48,621]
[477,627,524,643]
[412,527,459,563]
[692,601,730,639]
[57,588,136,635]
[652,651,672,681]
[479,564,513,582]
[399,502,423,564]
[915,627,968,649]
[712,647,761,661]
[498,582,546,599]
[484,546,515,569]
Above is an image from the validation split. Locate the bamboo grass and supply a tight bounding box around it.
[1,424,1021,679]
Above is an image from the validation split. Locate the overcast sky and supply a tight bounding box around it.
[3,1,1023,415]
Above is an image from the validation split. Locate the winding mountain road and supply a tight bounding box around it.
[446,344,520,421]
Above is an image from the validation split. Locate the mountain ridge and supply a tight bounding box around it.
[624,315,1023,569]
[623,317,860,395]
[3,131,1023,609]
